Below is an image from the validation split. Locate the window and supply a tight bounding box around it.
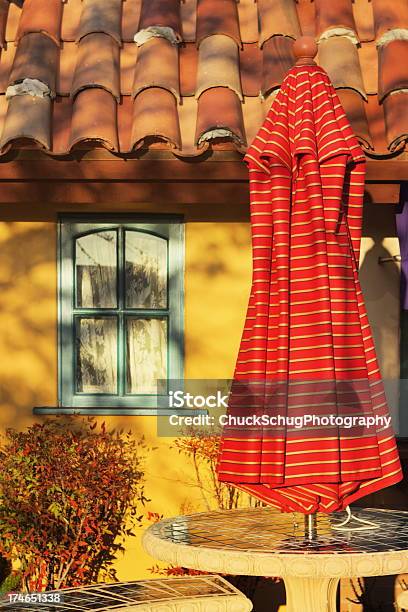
[58,217,184,413]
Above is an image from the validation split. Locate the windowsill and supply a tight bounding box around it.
[33,407,208,416]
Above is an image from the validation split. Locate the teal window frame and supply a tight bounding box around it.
[57,215,184,415]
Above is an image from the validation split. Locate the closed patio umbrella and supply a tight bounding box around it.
[217,37,402,514]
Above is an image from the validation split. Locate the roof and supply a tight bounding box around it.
[0,0,406,161]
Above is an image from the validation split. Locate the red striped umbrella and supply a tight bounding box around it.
[217,38,402,513]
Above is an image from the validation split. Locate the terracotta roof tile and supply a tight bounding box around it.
[0,0,8,47]
[196,34,242,100]
[0,0,405,159]
[16,0,63,45]
[378,39,408,101]
[180,0,197,42]
[383,91,408,151]
[240,43,262,97]
[237,0,259,43]
[138,0,181,40]
[70,87,118,151]
[352,0,375,43]
[121,42,138,95]
[61,0,81,42]
[242,96,264,146]
[0,95,51,150]
[58,42,76,96]
[372,0,408,38]
[132,36,179,100]
[0,43,15,93]
[52,96,72,154]
[358,42,378,94]
[195,87,245,147]
[180,43,198,96]
[336,89,373,149]
[315,0,357,38]
[196,0,240,46]
[296,0,316,38]
[122,0,141,42]
[258,0,301,48]
[262,35,295,97]
[318,36,366,99]
[177,95,199,155]
[9,33,58,96]
[131,87,181,150]
[77,0,123,45]
[71,33,120,101]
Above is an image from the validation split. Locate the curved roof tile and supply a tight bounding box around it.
[132,36,179,100]
[138,0,181,41]
[196,0,240,46]
[195,86,245,147]
[383,90,408,151]
[122,0,142,42]
[262,35,295,97]
[71,33,120,101]
[315,0,357,38]
[258,0,301,48]
[70,87,119,151]
[378,39,408,101]
[372,0,408,38]
[77,0,123,45]
[9,33,58,96]
[196,34,242,100]
[16,0,63,45]
[0,0,8,47]
[131,87,181,150]
[337,88,373,150]
[318,36,366,99]
[352,0,375,42]
[61,0,81,42]
[180,0,197,43]
[0,95,51,150]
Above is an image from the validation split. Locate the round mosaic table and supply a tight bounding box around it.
[142,507,408,612]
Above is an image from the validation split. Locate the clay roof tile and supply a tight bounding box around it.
[0,0,8,47]
[9,33,58,96]
[378,39,408,101]
[69,87,119,150]
[5,1,20,43]
[77,0,123,45]
[0,94,51,150]
[237,0,259,44]
[120,42,138,95]
[318,36,366,99]
[315,0,357,38]
[262,35,295,97]
[258,0,301,48]
[138,0,181,40]
[0,43,15,93]
[16,0,63,45]
[180,0,197,42]
[196,0,241,46]
[336,88,373,150]
[240,43,262,97]
[131,87,181,149]
[195,86,245,147]
[383,91,408,151]
[196,34,242,100]
[352,0,375,43]
[71,33,120,101]
[122,0,141,42]
[61,0,81,42]
[132,36,179,100]
[179,42,198,96]
[372,0,408,39]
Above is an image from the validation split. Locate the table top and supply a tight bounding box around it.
[142,507,408,579]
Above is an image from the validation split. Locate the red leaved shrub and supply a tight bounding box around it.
[0,418,147,592]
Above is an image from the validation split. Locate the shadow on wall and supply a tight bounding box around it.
[0,221,57,431]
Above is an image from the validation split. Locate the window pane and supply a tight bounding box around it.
[126,318,167,394]
[75,231,117,308]
[76,318,117,393]
[125,231,167,308]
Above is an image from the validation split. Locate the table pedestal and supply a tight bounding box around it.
[283,576,339,612]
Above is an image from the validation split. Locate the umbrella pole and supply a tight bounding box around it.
[304,513,317,540]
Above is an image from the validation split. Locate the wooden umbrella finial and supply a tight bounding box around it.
[293,36,318,66]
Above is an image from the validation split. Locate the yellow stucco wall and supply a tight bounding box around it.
[0,202,401,581]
